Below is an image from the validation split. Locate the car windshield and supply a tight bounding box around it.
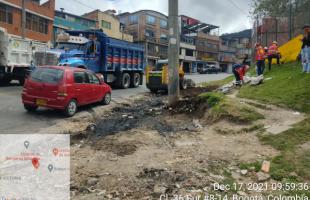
[56,42,85,51]
[30,68,64,84]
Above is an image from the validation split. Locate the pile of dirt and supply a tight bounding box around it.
[168,86,218,117]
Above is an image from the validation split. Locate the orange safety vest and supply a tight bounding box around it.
[268,44,278,56]
[255,46,265,61]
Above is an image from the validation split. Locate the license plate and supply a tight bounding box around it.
[36,99,47,106]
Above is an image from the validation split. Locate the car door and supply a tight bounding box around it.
[73,71,92,105]
[86,72,103,103]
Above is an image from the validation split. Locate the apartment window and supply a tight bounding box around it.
[26,13,48,34]
[145,29,155,38]
[146,15,156,25]
[160,19,167,28]
[129,15,138,24]
[101,20,111,29]
[160,34,167,40]
[0,3,13,24]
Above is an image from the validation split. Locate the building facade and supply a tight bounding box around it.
[180,15,220,63]
[53,10,97,44]
[83,9,133,42]
[0,0,55,43]
[219,29,252,73]
[119,10,169,66]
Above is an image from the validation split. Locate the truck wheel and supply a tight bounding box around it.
[64,99,78,117]
[0,77,12,85]
[24,104,38,112]
[101,92,111,105]
[19,78,25,86]
[131,73,141,88]
[120,73,130,89]
[180,79,188,90]
[150,89,158,94]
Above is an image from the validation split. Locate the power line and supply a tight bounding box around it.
[227,0,249,16]
[71,0,97,11]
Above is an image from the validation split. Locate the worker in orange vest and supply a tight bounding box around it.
[255,43,265,76]
[267,41,280,70]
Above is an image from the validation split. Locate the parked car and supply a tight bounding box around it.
[22,66,112,117]
[199,65,220,74]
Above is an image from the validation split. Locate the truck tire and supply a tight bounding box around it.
[119,73,130,89]
[0,77,12,85]
[150,89,158,94]
[19,78,25,86]
[130,73,141,88]
[180,79,188,90]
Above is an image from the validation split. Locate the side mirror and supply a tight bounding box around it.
[96,73,104,84]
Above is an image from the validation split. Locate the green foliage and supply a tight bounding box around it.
[239,63,310,114]
[252,0,310,17]
[209,97,264,123]
[239,161,262,172]
[199,92,224,107]
[259,118,310,151]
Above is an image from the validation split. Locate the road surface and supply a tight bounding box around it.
[0,73,230,134]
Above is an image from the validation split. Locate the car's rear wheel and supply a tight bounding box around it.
[64,99,77,117]
[24,104,38,112]
[101,92,111,105]
[130,73,141,88]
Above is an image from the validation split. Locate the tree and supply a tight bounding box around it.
[252,0,310,17]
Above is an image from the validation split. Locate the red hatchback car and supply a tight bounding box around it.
[22,66,112,117]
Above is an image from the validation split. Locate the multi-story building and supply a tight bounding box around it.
[83,9,133,42]
[0,0,55,43]
[180,15,220,63]
[119,10,199,72]
[219,29,252,73]
[118,10,169,66]
[53,9,97,43]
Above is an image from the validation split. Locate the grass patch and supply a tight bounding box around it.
[259,119,310,151]
[239,161,262,172]
[258,118,310,181]
[238,62,310,114]
[241,124,265,133]
[206,95,264,124]
[200,75,234,88]
[199,92,224,107]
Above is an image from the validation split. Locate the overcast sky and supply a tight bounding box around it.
[55,0,253,34]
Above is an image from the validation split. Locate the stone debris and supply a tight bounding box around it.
[261,160,270,173]
[240,169,248,175]
[256,172,271,182]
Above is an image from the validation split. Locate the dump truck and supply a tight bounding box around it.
[146,59,189,93]
[0,27,48,85]
[34,30,145,88]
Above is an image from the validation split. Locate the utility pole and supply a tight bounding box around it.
[289,0,292,40]
[168,0,180,106]
[21,0,26,39]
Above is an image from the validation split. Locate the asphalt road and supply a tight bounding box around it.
[0,73,230,134]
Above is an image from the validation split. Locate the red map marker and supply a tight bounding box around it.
[53,148,59,156]
[32,157,40,169]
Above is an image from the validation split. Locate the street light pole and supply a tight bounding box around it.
[168,0,180,106]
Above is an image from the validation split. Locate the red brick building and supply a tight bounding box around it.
[0,0,55,43]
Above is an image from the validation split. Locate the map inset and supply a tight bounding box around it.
[0,134,70,200]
